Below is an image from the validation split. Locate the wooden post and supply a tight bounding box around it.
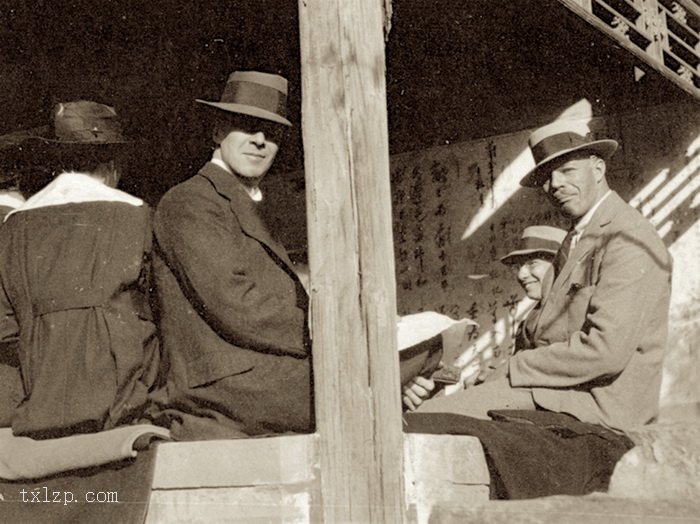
[298,0,405,522]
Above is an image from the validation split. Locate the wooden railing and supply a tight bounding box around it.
[561,0,700,98]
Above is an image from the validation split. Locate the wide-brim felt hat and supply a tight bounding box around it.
[500,225,567,265]
[197,70,292,127]
[520,119,618,188]
[0,127,48,156]
[23,100,130,148]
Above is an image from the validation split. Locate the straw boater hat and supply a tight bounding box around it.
[520,120,618,188]
[500,225,568,265]
[196,71,292,127]
[24,100,129,148]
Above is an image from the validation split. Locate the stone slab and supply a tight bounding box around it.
[146,485,314,524]
[429,494,700,524]
[151,434,318,489]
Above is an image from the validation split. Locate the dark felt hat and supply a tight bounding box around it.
[197,71,292,127]
[520,120,618,188]
[24,100,129,147]
[500,225,567,265]
[0,127,46,155]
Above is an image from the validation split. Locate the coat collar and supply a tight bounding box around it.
[198,162,296,272]
[556,190,621,283]
[534,190,624,340]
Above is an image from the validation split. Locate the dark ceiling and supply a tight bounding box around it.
[0,0,695,200]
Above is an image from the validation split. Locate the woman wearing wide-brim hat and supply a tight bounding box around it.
[0,100,160,438]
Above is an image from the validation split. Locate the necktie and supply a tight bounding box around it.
[554,229,575,277]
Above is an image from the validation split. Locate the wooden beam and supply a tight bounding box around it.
[298,0,404,521]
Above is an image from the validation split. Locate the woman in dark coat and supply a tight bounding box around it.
[0,101,160,438]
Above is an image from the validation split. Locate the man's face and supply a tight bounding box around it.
[541,154,605,219]
[218,120,282,181]
[516,256,554,301]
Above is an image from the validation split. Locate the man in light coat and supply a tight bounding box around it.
[408,120,672,432]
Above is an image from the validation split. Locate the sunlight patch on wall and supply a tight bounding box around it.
[460,99,593,241]
[444,296,536,393]
[630,133,700,239]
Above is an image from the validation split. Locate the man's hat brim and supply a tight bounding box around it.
[500,247,558,265]
[196,100,292,127]
[520,139,618,188]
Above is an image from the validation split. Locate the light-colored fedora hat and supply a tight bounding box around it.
[196,71,292,127]
[500,225,568,265]
[25,100,129,147]
[520,120,618,188]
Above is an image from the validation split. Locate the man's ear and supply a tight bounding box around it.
[212,127,225,145]
[591,155,606,183]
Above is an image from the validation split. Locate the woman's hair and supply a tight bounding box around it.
[51,146,121,174]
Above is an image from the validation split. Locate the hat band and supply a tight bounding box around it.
[518,237,562,253]
[220,80,287,119]
[531,132,593,165]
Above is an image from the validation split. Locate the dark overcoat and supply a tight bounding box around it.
[153,163,312,437]
[0,204,22,427]
[0,199,160,437]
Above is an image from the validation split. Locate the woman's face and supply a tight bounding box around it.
[516,255,555,301]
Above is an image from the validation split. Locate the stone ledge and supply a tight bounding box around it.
[429,494,700,524]
[152,434,318,489]
[147,433,490,522]
[145,485,315,524]
[608,421,700,499]
[404,434,490,523]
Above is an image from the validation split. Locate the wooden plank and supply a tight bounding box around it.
[641,0,666,61]
[297,0,405,521]
[151,435,317,489]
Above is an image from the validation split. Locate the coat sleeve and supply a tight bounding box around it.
[154,186,309,358]
[509,226,671,388]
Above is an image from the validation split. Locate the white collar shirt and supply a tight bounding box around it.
[210,156,263,203]
[569,190,612,253]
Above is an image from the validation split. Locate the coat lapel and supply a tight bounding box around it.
[199,163,296,271]
[533,191,620,342]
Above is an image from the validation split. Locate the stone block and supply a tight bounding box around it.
[151,434,317,489]
[404,433,490,523]
[146,485,313,524]
[608,422,700,499]
[429,494,700,524]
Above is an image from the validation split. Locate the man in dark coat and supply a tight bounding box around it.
[0,101,160,438]
[154,71,443,439]
[153,71,312,439]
